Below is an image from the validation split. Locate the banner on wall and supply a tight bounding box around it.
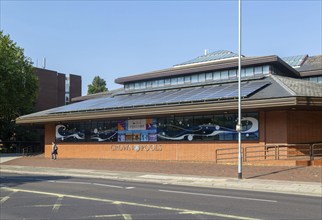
[117,118,157,142]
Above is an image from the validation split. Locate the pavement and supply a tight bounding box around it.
[0,154,321,197]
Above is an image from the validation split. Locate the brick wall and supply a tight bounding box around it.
[69,74,82,99]
[287,111,322,143]
[44,110,322,162]
[45,124,261,161]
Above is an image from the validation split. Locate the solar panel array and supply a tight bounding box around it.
[282,55,307,67]
[174,50,238,66]
[49,81,269,115]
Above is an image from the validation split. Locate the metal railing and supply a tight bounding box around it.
[311,143,322,159]
[0,141,42,155]
[216,143,322,163]
[215,147,244,163]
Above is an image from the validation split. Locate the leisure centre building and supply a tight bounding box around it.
[16,51,322,164]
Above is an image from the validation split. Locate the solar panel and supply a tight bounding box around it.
[49,81,270,114]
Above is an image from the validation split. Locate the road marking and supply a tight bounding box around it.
[158,189,277,203]
[1,187,260,220]
[48,180,91,185]
[52,196,64,212]
[0,196,10,204]
[48,180,124,189]
[23,204,67,208]
[122,214,133,220]
[0,190,17,205]
[88,214,132,219]
[125,187,135,189]
[92,183,123,188]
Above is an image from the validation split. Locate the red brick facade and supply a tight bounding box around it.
[44,110,322,162]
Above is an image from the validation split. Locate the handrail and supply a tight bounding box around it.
[215,142,322,163]
[215,147,243,163]
[0,141,42,154]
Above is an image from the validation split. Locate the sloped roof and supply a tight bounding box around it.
[115,55,299,84]
[16,75,322,124]
[296,55,322,72]
[272,75,322,97]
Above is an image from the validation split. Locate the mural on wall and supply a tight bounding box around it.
[55,125,85,141]
[157,117,258,141]
[56,123,117,142]
[55,113,259,142]
[90,128,118,142]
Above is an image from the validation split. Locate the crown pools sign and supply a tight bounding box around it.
[111,144,162,152]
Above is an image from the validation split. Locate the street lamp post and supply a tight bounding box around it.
[237,0,243,179]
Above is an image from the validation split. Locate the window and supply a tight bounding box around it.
[134,82,140,89]
[318,76,322,83]
[178,77,184,84]
[221,70,229,80]
[140,82,146,89]
[245,67,254,77]
[309,77,317,82]
[146,81,152,88]
[206,72,213,81]
[263,65,270,74]
[191,74,198,83]
[165,78,171,86]
[213,71,220,81]
[241,68,247,77]
[199,73,206,82]
[184,75,191,84]
[152,80,158,88]
[229,69,237,78]
[157,112,258,142]
[171,77,178,85]
[56,113,259,143]
[254,66,263,75]
[158,79,165,87]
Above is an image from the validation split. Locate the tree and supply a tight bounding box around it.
[87,76,108,94]
[0,31,38,141]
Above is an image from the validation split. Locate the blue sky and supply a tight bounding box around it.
[1,0,321,95]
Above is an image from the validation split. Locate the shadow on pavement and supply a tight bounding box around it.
[246,166,308,179]
[0,174,71,188]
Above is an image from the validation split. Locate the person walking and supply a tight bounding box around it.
[51,142,58,160]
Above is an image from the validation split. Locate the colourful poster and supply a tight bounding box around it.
[117,118,157,142]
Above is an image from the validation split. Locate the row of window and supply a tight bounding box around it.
[55,112,259,143]
[304,76,322,84]
[125,66,270,91]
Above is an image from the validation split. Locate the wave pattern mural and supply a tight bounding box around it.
[55,113,259,142]
[157,117,258,141]
[55,125,85,141]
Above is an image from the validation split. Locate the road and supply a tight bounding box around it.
[0,173,321,220]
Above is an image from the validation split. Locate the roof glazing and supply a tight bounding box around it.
[174,50,239,67]
[281,55,307,67]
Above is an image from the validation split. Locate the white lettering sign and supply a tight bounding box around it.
[128,119,146,131]
[111,144,162,152]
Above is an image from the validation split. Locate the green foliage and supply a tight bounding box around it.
[0,31,38,141]
[87,76,108,95]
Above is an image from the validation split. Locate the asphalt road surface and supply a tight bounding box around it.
[1,173,321,220]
